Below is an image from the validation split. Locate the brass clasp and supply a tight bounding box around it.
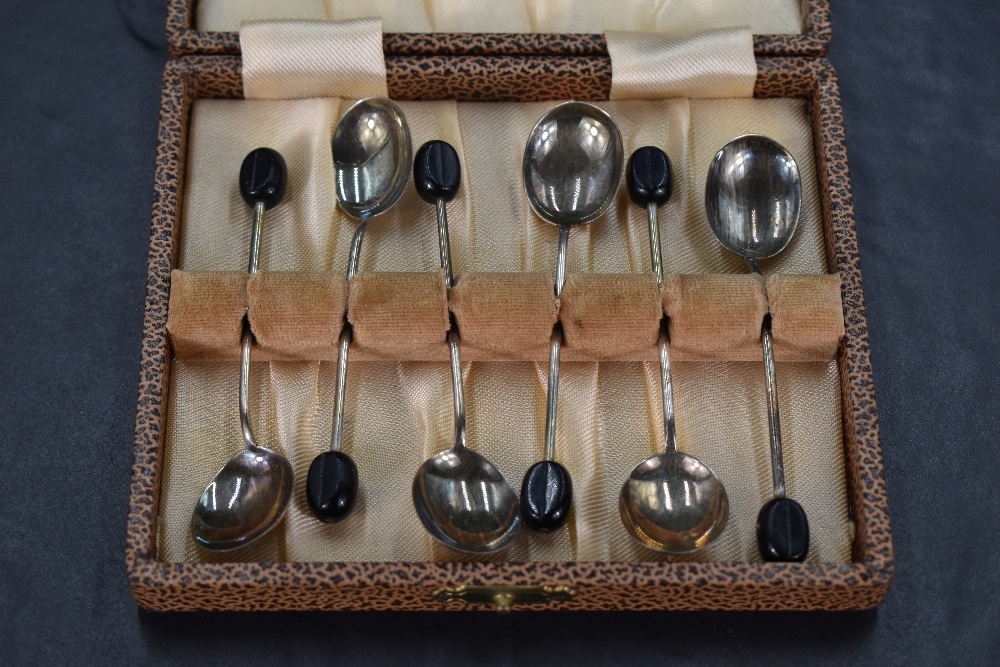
[432,584,576,613]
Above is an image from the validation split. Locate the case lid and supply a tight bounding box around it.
[166,0,831,58]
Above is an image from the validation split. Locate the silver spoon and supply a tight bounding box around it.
[520,102,624,532]
[619,146,729,553]
[192,147,294,550]
[705,134,810,562]
[305,98,412,522]
[411,140,521,554]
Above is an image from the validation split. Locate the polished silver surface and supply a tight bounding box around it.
[522,102,623,229]
[191,435,295,551]
[412,156,520,554]
[761,324,785,496]
[619,166,729,553]
[646,202,663,282]
[332,97,412,220]
[705,134,801,498]
[522,102,623,482]
[705,134,801,262]
[192,200,293,551]
[619,444,730,553]
[542,326,561,462]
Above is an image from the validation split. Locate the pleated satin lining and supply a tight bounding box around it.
[197,0,804,36]
[156,97,852,564]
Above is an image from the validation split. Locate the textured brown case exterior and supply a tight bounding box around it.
[126,54,893,612]
[165,0,832,59]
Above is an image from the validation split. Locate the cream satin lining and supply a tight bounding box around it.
[158,97,852,564]
[197,0,804,36]
[241,19,388,100]
[607,28,756,100]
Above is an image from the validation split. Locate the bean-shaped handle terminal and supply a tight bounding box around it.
[626,146,673,208]
[756,496,810,562]
[414,140,461,204]
[239,147,288,209]
[306,451,359,523]
[520,460,573,533]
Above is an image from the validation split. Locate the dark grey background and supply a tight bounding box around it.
[1,0,997,663]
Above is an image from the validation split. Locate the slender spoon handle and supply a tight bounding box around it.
[542,223,571,461]
[329,328,351,453]
[747,259,787,497]
[646,202,677,455]
[329,218,370,452]
[542,325,562,462]
[238,320,256,452]
[448,328,466,449]
[760,321,786,497]
[657,329,677,455]
[238,200,267,452]
[554,223,570,298]
[346,218,371,282]
[647,202,663,283]
[435,193,466,448]
[437,198,454,289]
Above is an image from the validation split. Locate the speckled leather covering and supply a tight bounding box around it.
[166,0,831,59]
[126,54,893,611]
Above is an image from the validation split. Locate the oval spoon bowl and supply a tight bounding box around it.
[619,452,729,554]
[192,448,294,550]
[332,97,412,220]
[412,447,520,554]
[522,101,623,227]
[705,134,801,260]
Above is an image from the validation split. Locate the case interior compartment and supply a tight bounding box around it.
[126,55,892,611]
[157,91,850,566]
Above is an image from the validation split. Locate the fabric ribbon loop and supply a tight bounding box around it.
[241,18,389,99]
[606,27,757,100]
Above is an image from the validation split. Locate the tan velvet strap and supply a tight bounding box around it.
[605,27,756,100]
[348,271,451,359]
[450,272,557,361]
[247,272,346,359]
[166,270,246,359]
[561,272,661,359]
[240,18,388,100]
[768,273,845,362]
[166,270,844,363]
[663,274,768,361]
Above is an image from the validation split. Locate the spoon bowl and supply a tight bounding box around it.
[704,134,800,261]
[193,449,295,550]
[523,101,623,227]
[620,452,729,553]
[412,444,521,554]
[332,97,412,220]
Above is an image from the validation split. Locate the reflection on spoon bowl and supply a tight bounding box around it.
[412,446,520,554]
[620,451,729,554]
[192,448,294,551]
[332,97,412,220]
